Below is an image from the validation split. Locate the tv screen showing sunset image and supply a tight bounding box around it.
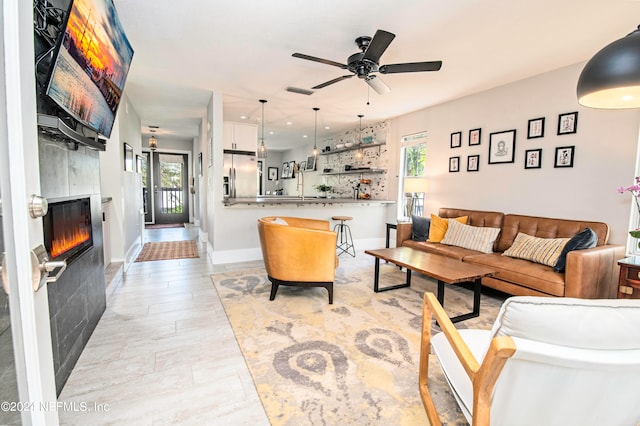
[46,0,134,138]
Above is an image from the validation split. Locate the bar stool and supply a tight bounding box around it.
[332,215,355,257]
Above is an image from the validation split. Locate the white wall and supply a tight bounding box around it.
[100,94,143,267]
[391,62,640,245]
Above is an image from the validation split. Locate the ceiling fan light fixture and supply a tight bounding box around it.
[258,99,268,158]
[577,25,640,109]
[365,75,391,95]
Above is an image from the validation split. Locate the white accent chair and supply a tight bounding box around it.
[419,292,640,426]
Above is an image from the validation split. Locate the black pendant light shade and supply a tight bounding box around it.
[577,26,640,109]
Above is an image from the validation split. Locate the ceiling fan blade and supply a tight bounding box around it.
[365,75,391,95]
[362,30,396,63]
[379,61,443,74]
[292,53,348,69]
[312,75,354,89]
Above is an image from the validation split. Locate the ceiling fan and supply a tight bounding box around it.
[292,29,442,94]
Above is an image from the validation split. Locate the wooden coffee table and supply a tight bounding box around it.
[364,247,497,323]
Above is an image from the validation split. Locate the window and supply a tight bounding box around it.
[399,132,428,219]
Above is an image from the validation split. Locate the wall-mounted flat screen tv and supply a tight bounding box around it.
[46,0,133,138]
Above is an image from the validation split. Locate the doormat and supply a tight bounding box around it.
[134,240,199,262]
[145,223,185,229]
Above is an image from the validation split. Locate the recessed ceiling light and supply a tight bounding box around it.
[303,135,308,138]
[240,115,247,120]
[286,122,293,126]
[269,131,274,135]
[324,126,330,130]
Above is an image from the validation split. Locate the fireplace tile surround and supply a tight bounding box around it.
[38,133,106,395]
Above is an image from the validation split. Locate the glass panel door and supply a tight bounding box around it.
[153,153,189,224]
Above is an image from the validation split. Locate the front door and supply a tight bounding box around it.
[1,0,59,423]
[152,153,189,224]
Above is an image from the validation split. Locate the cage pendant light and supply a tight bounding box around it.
[258,99,268,158]
[356,114,364,159]
[312,107,319,157]
[577,25,640,109]
[149,131,158,151]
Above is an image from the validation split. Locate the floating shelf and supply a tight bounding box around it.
[321,169,386,176]
[320,142,386,155]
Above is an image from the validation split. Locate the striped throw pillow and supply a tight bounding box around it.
[440,219,501,253]
[502,232,570,267]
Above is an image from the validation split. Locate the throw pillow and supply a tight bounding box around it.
[411,215,431,241]
[553,227,598,272]
[440,219,501,253]
[427,214,468,243]
[502,232,570,267]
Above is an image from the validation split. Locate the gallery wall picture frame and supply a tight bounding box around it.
[208,137,213,167]
[467,155,480,172]
[268,167,278,180]
[198,153,203,176]
[527,117,545,139]
[305,155,316,171]
[299,161,306,171]
[450,131,462,148]
[557,111,578,135]
[524,148,542,169]
[123,143,133,172]
[468,128,481,146]
[554,146,575,168]
[288,160,296,178]
[449,156,460,172]
[488,129,516,164]
[136,154,142,173]
[282,162,290,178]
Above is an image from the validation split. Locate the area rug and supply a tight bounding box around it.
[210,263,507,425]
[134,240,199,262]
[144,223,185,229]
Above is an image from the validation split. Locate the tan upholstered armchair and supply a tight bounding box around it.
[257,216,338,303]
[419,292,640,426]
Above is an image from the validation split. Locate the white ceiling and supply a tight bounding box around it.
[115,0,640,151]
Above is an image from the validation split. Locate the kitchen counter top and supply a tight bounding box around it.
[223,196,395,206]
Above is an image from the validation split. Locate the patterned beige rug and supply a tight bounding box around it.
[211,263,507,425]
[134,240,199,262]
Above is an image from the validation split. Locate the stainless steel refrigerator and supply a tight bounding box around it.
[223,149,257,198]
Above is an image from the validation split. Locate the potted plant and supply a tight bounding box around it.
[315,184,334,198]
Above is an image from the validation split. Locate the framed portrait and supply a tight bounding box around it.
[281,162,290,178]
[449,156,460,172]
[467,155,480,172]
[198,153,203,176]
[288,160,296,178]
[524,148,542,169]
[306,155,316,171]
[268,167,278,180]
[554,146,575,168]
[208,137,213,167]
[557,112,578,135]
[123,143,133,172]
[488,129,516,164]
[136,155,143,173]
[469,128,481,146]
[450,131,462,148]
[527,117,545,139]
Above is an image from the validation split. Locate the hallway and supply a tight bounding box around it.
[57,225,269,425]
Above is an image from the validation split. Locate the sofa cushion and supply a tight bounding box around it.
[464,253,566,296]
[496,214,609,252]
[502,232,569,267]
[428,214,468,243]
[553,227,598,272]
[440,219,501,253]
[411,215,431,241]
[402,239,479,261]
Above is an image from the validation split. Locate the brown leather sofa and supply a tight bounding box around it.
[258,216,338,303]
[397,208,625,298]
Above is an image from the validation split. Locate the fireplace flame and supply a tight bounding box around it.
[51,227,91,258]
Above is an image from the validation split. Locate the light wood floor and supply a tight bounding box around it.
[58,225,270,425]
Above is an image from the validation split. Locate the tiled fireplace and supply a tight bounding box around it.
[38,133,106,395]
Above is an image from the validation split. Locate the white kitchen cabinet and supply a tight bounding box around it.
[223,121,258,152]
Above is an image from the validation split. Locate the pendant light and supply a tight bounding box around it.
[577,26,640,109]
[356,114,364,160]
[257,99,268,158]
[148,131,158,151]
[312,107,319,157]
